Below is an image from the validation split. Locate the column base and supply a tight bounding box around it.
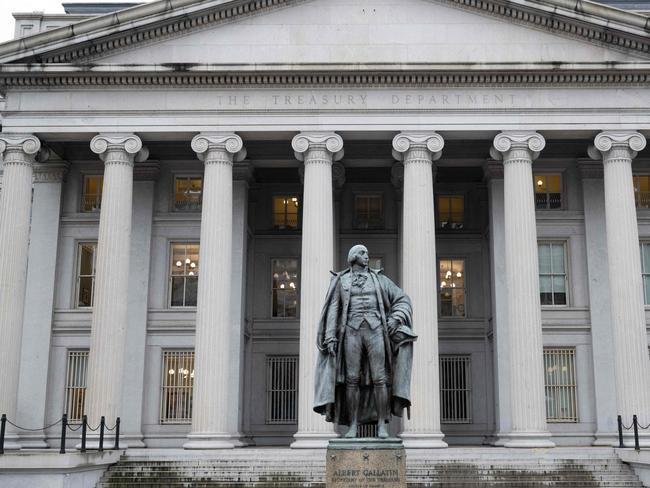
[592,432,619,447]
[291,432,337,449]
[184,433,238,449]
[18,433,48,449]
[1,434,21,451]
[121,433,146,448]
[400,432,448,448]
[619,432,650,448]
[504,432,555,448]
[491,434,511,447]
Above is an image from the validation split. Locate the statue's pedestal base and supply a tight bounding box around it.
[326,438,406,488]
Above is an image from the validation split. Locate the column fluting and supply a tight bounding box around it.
[589,131,650,446]
[491,132,554,448]
[184,133,246,449]
[392,132,447,448]
[0,134,41,449]
[85,134,146,436]
[291,132,342,449]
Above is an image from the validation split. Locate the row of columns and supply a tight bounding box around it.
[0,130,649,448]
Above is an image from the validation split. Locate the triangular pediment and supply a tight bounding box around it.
[1,0,650,67]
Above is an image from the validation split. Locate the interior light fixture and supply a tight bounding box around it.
[175,260,182,267]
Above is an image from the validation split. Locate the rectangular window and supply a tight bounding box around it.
[266,356,298,424]
[353,194,383,229]
[440,355,472,423]
[273,195,299,230]
[64,350,89,422]
[439,259,466,317]
[160,350,195,424]
[438,195,464,229]
[534,174,562,210]
[76,243,97,308]
[272,258,299,318]
[634,175,650,209]
[174,176,203,211]
[81,175,103,212]
[544,348,578,422]
[538,242,567,306]
[640,243,650,304]
[169,244,200,307]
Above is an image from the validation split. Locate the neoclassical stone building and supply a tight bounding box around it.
[0,0,649,451]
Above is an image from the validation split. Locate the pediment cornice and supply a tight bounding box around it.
[1,0,650,65]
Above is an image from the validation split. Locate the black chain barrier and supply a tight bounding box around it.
[618,414,649,451]
[0,413,121,455]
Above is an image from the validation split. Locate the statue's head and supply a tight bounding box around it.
[347,244,369,267]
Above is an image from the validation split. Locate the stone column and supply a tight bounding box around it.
[490,132,554,448]
[392,132,447,448]
[0,134,41,450]
[17,162,68,448]
[291,132,343,449]
[85,134,147,436]
[185,133,246,449]
[589,131,650,446]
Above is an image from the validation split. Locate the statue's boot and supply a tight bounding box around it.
[375,385,390,439]
[344,385,359,438]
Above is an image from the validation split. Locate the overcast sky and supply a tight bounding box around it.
[0,1,151,43]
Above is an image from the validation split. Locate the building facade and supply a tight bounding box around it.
[0,0,649,450]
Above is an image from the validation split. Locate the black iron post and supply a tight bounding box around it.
[633,414,640,451]
[99,416,105,452]
[618,415,624,448]
[81,415,87,453]
[59,414,67,454]
[114,417,120,450]
[0,413,6,455]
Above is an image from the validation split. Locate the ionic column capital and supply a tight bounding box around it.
[191,132,246,164]
[0,134,42,167]
[90,133,148,165]
[490,132,545,162]
[392,131,444,162]
[33,163,69,184]
[588,131,646,162]
[292,132,344,162]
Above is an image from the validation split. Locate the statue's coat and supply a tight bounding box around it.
[313,267,415,426]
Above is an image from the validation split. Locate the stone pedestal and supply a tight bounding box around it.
[327,439,406,488]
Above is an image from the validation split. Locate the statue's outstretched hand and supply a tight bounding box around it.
[387,317,399,335]
[327,342,337,356]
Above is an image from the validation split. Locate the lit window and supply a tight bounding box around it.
[272,258,299,318]
[81,175,103,212]
[273,196,299,230]
[544,348,578,422]
[538,242,567,306]
[354,195,383,229]
[160,350,195,424]
[76,243,97,308]
[64,350,88,423]
[534,174,562,210]
[439,259,466,317]
[438,195,464,229]
[440,355,472,423]
[633,175,650,209]
[266,356,298,424]
[640,243,650,304]
[174,176,203,211]
[170,244,200,307]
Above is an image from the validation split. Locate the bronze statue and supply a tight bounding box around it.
[314,244,416,438]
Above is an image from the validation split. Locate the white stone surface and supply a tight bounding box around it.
[491,132,554,448]
[0,134,41,449]
[589,131,650,447]
[393,132,447,448]
[291,132,342,448]
[185,132,246,449]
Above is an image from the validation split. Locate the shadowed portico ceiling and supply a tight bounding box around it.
[1,0,650,88]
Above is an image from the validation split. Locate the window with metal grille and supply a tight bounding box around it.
[272,195,299,230]
[64,350,89,422]
[266,356,298,424]
[640,243,650,305]
[160,350,195,424]
[353,194,383,229]
[169,243,200,307]
[81,175,103,212]
[76,243,97,308]
[173,176,203,211]
[634,175,650,209]
[538,242,567,306]
[543,348,578,422]
[437,195,464,229]
[440,355,472,423]
[534,174,562,209]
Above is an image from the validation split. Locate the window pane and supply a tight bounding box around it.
[644,276,650,304]
[273,196,299,230]
[79,244,95,276]
[552,275,566,293]
[551,244,565,273]
[174,177,203,211]
[553,292,567,305]
[272,258,299,318]
[452,260,464,287]
[76,243,96,308]
[185,276,198,307]
[534,175,547,193]
[538,244,551,274]
[160,350,195,423]
[65,350,89,422]
[170,277,186,307]
[82,176,103,212]
[547,175,561,193]
[452,289,465,317]
[642,244,650,273]
[78,277,93,307]
[544,348,578,422]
